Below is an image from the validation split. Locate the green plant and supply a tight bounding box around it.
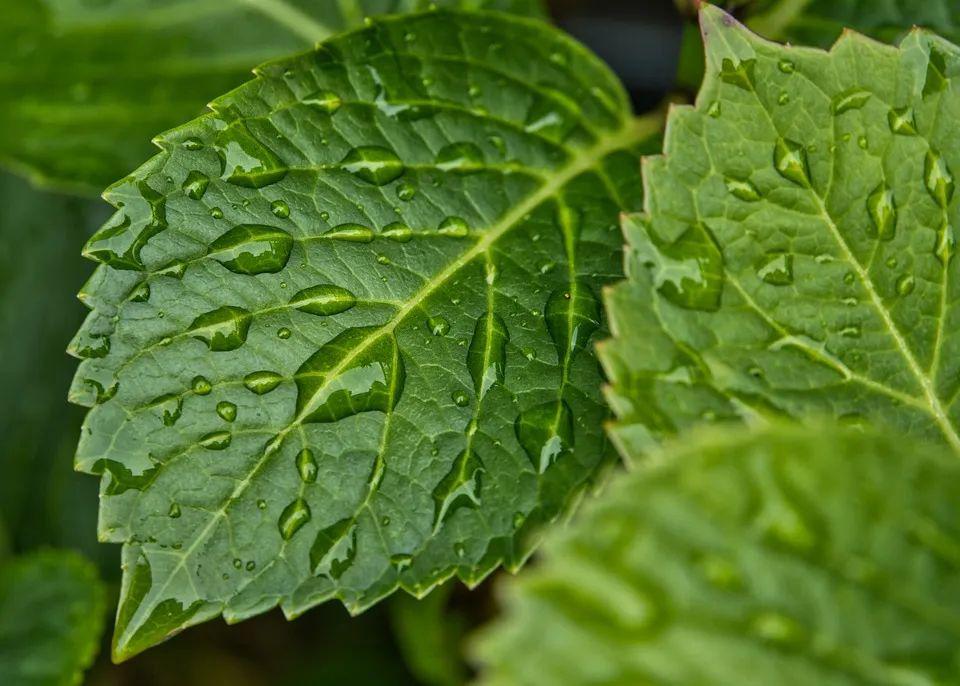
[2,0,959,683]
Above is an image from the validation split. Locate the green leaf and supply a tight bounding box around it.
[601,7,960,458]
[745,0,960,47]
[70,9,659,659]
[1,0,546,194]
[0,551,106,686]
[474,422,960,685]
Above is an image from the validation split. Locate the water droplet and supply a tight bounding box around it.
[438,216,470,238]
[200,430,232,450]
[216,401,237,422]
[936,223,955,266]
[310,518,356,578]
[75,334,110,359]
[270,199,290,219]
[257,499,267,510]
[210,207,224,219]
[396,182,417,201]
[887,107,917,135]
[182,171,209,200]
[131,282,151,302]
[923,47,949,97]
[289,284,357,316]
[168,503,181,518]
[866,183,897,240]
[777,91,789,105]
[707,101,721,118]
[151,393,183,426]
[720,57,756,89]
[245,560,256,571]
[436,142,485,173]
[278,498,311,540]
[183,137,203,151]
[467,312,509,399]
[244,371,283,395]
[524,86,578,141]
[295,328,404,423]
[85,182,167,271]
[209,224,293,275]
[189,306,252,351]
[427,315,450,336]
[383,222,412,242]
[192,376,212,395]
[777,59,795,74]
[831,89,870,114]
[638,223,724,311]
[774,138,810,186]
[545,281,601,364]
[296,448,318,483]
[725,177,761,202]
[857,135,868,150]
[342,146,404,186]
[303,89,342,113]
[757,252,794,285]
[215,123,287,188]
[896,273,916,296]
[515,400,573,474]
[451,390,470,407]
[324,223,374,243]
[925,149,955,208]
[432,450,483,527]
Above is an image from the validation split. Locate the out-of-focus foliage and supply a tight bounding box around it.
[0,551,105,686]
[475,422,960,684]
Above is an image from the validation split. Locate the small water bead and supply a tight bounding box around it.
[438,216,470,238]
[245,560,256,571]
[726,177,761,202]
[777,91,789,105]
[341,146,405,186]
[200,430,232,450]
[707,101,721,118]
[168,503,182,518]
[257,499,267,510]
[278,498,312,540]
[182,171,209,200]
[277,327,292,339]
[320,211,330,222]
[885,256,898,269]
[233,558,242,570]
[381,516,391,526]
[296,448,318,483]
[839,325,862,338]
[210,207,224,219]
[303,89,342,114]
[774,138,810,186]
[270,199,290,218]
[192,376,212,395]
[216,401,237,422]
[376,254,391,266]
[396,182,417,201]
[896,274,916,296]
[244,371,283,395]
[857,135,868,150]
[843,271,856,285]
[427,315,450,336]
[778,59,795,74]
[451,390,470,407]
[888,107,917,135]
[183,137,203,151]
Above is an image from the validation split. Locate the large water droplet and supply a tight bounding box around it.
[925,149,955,208]
[831,89,870,115]
[545,281,601,364]
[215,123,287,188]
[515,400,574,474]
[436,142,485,173]
[342,146,404,186]
[887,107,917,135]
[923,47,948,97]
[438,216,470,238]
[324,224,374,243]
[310,518,356,578]
[216,401,237,422]
[725,177,761,202]
[291,448,317,484]
[192,376,212,395]
[244,370,283,395]
[467,312,509,399]
[295,328,404,423]
[85,182,167,271]
[432,450,483,528]
[719,57,755,90]
[303,89,342,113]
[866,183,897,240]
[757,252,794,285]
[774,138,810,186]
[189,306,252,351]
[200,430,232,450]
[289,284,357,316]
[637,222,724,311]
[209,225,293,275]
[151,393,183,426]
[278,498,311,540]
[182,171,209,200]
